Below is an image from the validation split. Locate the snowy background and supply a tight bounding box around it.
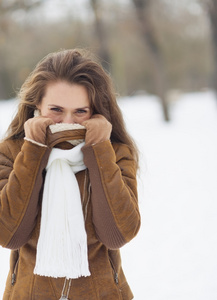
[0,91,217,299]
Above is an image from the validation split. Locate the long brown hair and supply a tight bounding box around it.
[5,49,139,167]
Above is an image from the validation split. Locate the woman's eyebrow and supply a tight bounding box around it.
[75,106,90,110]
[48,104,64,109]
[48,105,90,109]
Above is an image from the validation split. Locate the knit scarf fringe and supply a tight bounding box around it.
[34,141,90,279]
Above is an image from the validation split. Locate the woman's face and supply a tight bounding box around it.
[38,81,92,124]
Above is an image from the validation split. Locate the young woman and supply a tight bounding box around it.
[0,49,140,299]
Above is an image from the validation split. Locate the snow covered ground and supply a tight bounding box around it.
[0,91,217,299]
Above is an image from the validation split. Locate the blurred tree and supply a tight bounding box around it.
[131,0,170,121]
[0,0,42,99]
[200,0,217,95]
[89,0,111,72]
[0,0,213,101]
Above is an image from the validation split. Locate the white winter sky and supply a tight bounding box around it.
[11,0,204,25]
[11,0,132,24]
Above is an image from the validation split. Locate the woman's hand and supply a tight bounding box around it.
[24,117,55,145]
[82,114,112,146]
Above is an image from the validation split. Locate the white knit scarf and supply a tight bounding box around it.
[34,140,90,279]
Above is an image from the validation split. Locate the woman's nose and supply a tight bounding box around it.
[62,113,75,124]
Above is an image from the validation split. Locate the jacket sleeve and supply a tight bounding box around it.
[82,140,140,250]
[0,140,50,250]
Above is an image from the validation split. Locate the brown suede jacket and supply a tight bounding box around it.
[0,129,140,300]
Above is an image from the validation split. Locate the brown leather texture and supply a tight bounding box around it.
[47,127,86,148]
[0,132,140,299]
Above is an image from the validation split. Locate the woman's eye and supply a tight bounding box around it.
[50,107,62,113]
[76,109,87,114]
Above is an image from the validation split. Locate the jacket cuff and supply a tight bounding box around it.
[24,137,47,148]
